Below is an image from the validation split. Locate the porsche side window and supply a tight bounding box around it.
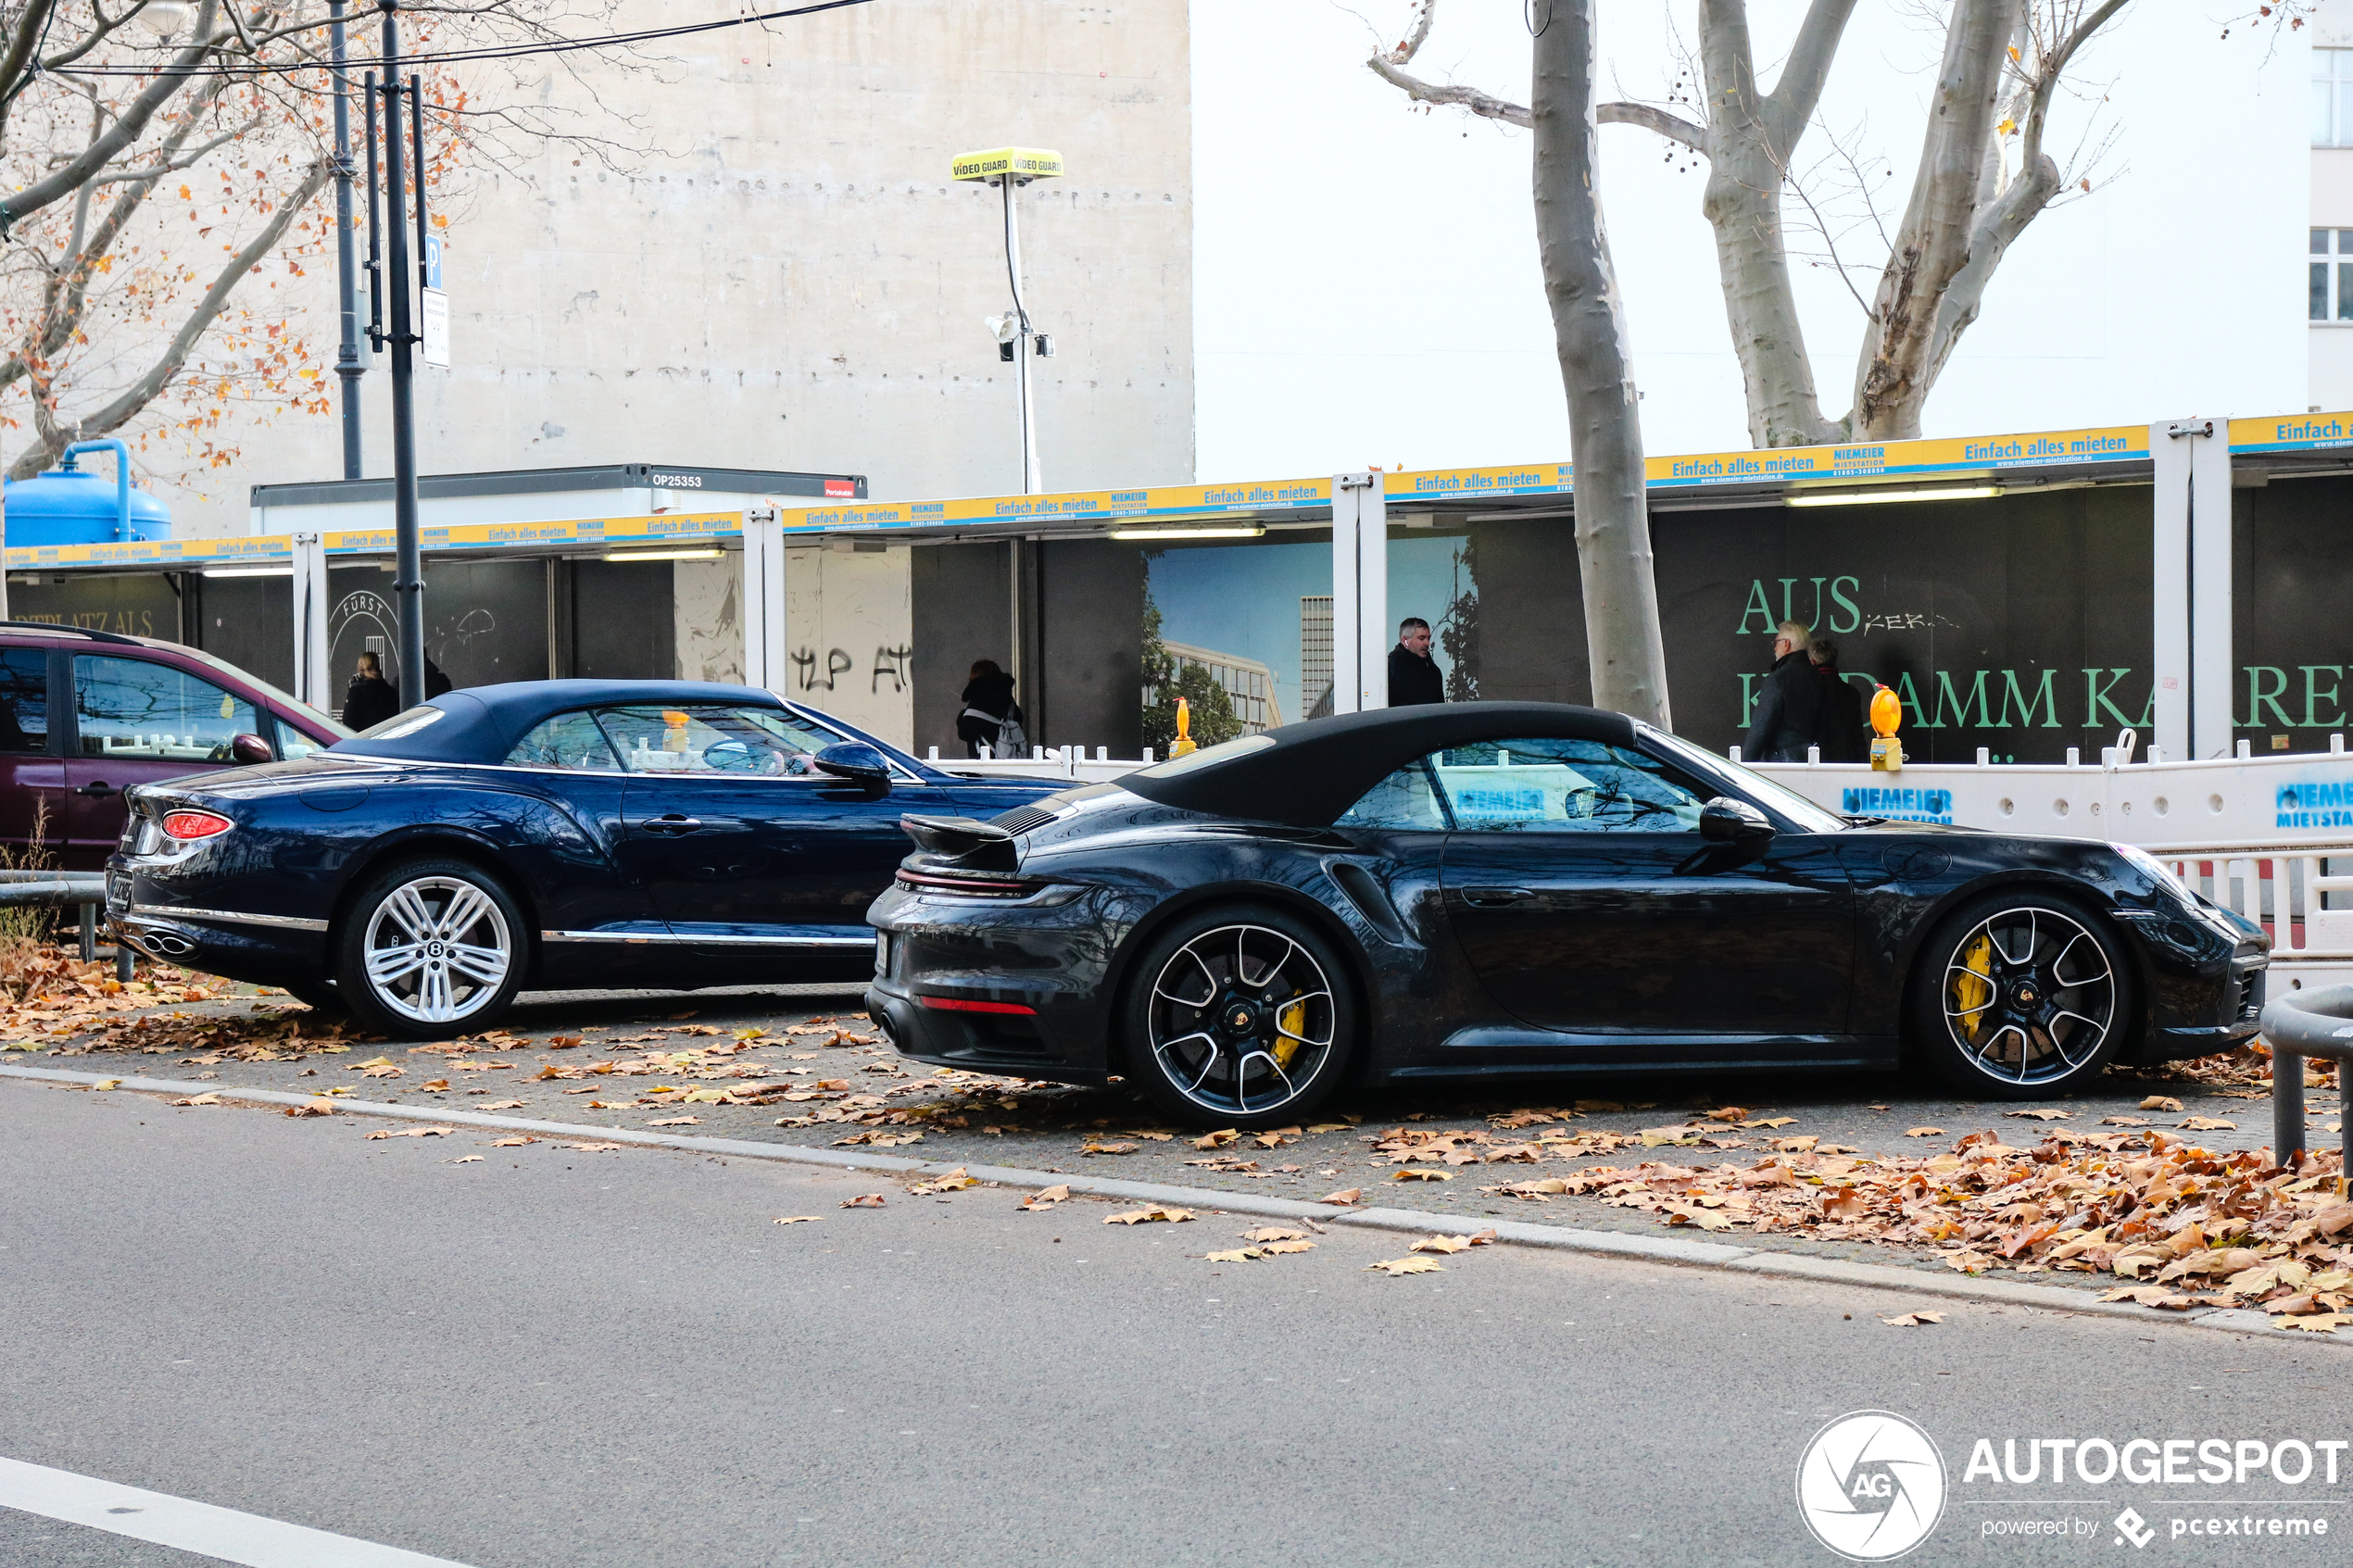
[595,704,834,776]
[507,711,623,771]
[1335,762,1449,830]
[1431,738,1706,833]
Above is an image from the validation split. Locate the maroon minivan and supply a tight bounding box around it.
[0,621,350,870]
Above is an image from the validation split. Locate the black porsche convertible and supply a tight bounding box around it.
[866,703,2270,1128]
[104,681,1057,1037]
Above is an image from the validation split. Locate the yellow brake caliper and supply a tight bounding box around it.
[1953,934,1994,1043]
[1273,995,1307,1069]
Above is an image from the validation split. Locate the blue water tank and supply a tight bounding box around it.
[2,439,170,546]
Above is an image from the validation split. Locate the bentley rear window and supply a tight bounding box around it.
[594,705,837,775]
[508,710,623,771]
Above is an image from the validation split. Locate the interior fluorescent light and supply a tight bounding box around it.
[602,547,724,562]
[1784,483,2004,508]
[201,566,294,578]
[1105,524,1267,541]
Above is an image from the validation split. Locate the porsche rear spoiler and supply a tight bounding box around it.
[899,813,1018,872]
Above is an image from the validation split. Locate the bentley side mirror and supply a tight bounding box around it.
[1699,797,1775,844]
[230,733,275,766]
[812,741,892,793]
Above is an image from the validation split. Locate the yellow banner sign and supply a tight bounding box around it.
[950,146,1063,182]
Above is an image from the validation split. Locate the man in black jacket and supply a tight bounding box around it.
[1743,621,1821,762]
[1387,617,1444,707]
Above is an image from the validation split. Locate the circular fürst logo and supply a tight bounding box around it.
[1795,1410,1945,1561]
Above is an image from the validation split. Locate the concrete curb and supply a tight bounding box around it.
[6,1061,2344,1347]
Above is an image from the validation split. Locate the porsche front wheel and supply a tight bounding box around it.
[1909,893,2132,1098]
[1120,906,1356,1130]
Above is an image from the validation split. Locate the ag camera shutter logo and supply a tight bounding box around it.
[1796,1411,1946,1560]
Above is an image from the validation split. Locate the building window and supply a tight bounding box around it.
[2319,49,2353,145]
[2314,230,2353,321]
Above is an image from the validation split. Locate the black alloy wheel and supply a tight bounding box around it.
[1120,904,1356,1130]
[333,856,528,1040]
[1909,891,2132,1097]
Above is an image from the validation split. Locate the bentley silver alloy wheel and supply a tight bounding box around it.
[361,875,513,1025]
[1937,904,2117,1085]
[1144,922,1339,1118]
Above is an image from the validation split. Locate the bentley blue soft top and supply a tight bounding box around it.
[328,680,786,765]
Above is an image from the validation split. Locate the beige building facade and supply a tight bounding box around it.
[2315,1,2353,407]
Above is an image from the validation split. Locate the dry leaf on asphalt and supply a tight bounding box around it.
[1392,1169,1453,1182]
[1773,1135,1819,1153]
[1204,1248,1263,1263]
[363,1126,454,1140]
[1260,1239,1315,1254]
[489,1136,535,1147]
[476,1099,526,1110]
[1483,1177,1570,1199]
[2280,1313,2349,1333]
[2005,1109,2070,1121]
[1125,1130,1175,1141]
[1081,1140,1139,1156]
[1365,1256,1444,1276]
[773,1216,822,1225]
[560,1141,625,1153]
[1905,1127,1946,1137]
[1742,1116,1797,1129]
[1318,1188,1363,1206]
[1705,1106,1748,1123]
[89,1078,120,1091]
[447,1156,484,1164]
[1104,1206,1195,1224]
[841,1194,887,1208]
[1243,1226,1308,1243]
[418,1078,450,1093]
[283,1099,337,1117]
[2099,1286,2202,1310]
[647,1116,699,1126]
[2099,1116,2151,1126]
[1881,1311,1944,1327]
[910,1168,977,1195]
[2141,1095,2184,1112]
[1194,1129,1239,1149]
[549,1035,585,1049]
[1018,1185,1071,1211]
[2180,1116,2238,1131]
[168,1093,221,1107]
[1411,1229,1498,1255]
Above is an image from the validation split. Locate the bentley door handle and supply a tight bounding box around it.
[74,781,116,798]
[641,814,702,835]
[1459,886,1536,907]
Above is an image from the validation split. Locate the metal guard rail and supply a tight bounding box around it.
[0,872,131,978]
[2258,985,2353,1171]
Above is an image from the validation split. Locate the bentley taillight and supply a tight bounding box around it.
[160,810,233,841]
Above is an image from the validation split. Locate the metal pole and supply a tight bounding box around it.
[378,2,424,710]
[1000,175,1040,495]
[2274,1046,2307,1162]
[331,0,363,479]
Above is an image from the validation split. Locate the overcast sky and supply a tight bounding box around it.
[1188,1,2307,483]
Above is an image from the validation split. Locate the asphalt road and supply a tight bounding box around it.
[4,1077,2351,1567]
[33,976,2339,1273]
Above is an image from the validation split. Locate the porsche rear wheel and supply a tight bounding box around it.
[1908,892,2132,1097]
[1120,905,1356,1130]
[334,858,526,1039]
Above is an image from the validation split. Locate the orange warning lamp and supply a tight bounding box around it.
[1869,684,1904,772]
[1170,696,1197,759]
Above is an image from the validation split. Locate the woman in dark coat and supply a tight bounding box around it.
[341,651,400,733]
[956,659,1020,758]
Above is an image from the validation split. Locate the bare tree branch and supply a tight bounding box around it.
[1365,53,1529,128]
[1598,101,1703,151]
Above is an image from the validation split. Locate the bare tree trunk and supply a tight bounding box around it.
[1849,0,2023,439]
[1532,0,1669,728]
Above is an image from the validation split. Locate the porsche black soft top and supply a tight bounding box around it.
[328,679,791,764]
[1119,702,1638,827]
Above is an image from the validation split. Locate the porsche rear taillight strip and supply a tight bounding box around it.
[894,869,1038,897]
[918,996,1037,1015]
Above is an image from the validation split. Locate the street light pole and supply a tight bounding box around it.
[950,146,1063,497]
[331,0,363,479]
[375,0,424,709]
[998,174,1041,495]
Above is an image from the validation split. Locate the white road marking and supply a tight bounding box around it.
[0,1456,480,1567]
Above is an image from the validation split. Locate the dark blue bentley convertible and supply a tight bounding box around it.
[103,681,1058,1037]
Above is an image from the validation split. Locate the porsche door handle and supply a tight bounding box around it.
[1458,886,1536,908]
[639,814,702,835]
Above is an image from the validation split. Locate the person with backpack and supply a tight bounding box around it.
[956,659,1026,758]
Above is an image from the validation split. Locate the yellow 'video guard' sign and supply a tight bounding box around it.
[950,146,1063,182]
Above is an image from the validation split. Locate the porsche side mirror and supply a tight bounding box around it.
[813,741,892,791]
[1700,797,1774,844]
[230,733,275,766]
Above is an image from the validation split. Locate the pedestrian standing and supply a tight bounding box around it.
[956,659,1024,758]
[1742,620,1822,762]
[341,651,400,733]
[1387,617,1444,707]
